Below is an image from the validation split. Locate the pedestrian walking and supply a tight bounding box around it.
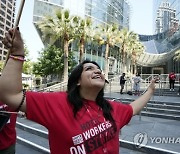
[168,72,176,91]
[0,27,158,154]
[119,73,126,94]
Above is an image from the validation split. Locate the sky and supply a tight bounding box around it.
[16,0,44,61]
[128,0,154,35]
[16,0,154,61]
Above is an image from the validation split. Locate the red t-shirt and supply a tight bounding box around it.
[0,103,17,150]
[26,92,133,154]
[169,73,176,80]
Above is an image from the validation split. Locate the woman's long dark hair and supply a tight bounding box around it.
[67,60,116,131]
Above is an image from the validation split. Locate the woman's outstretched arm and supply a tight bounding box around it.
[130,78,157,115]
[0,28,26,112]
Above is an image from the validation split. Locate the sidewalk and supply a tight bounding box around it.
[105,92,180,104]
[105,92,180,153]
[16,92,180,154]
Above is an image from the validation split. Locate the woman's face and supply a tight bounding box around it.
[78,63,105,90]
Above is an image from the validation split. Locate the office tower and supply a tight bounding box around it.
[0,0,16,61]
[32,0,130,72]
[154,0,179,34]
[33,0,130,36]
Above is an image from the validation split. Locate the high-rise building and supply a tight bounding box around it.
[154,0,180,34]
[0,0,16,61]
[33,0,130,28]
[155,1,179,34]
[138,0,180,74]
[154,0,180,73]
[32,0,130,73]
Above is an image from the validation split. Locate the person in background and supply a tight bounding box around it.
[0,27,158,154]
[119,73,126,94]
[168,71,176,91]
[0,102,17,154]
[177,78,180,96]
[132,73,142,96]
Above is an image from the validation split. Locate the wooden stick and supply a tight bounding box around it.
[3,0,26,68]
[0,110,24,115]
[14,0,26,27]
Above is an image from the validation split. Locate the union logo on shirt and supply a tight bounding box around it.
[70,120,115,154]
[72,134,84,145]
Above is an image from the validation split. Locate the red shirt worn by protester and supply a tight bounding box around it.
[0,103,17,150]
[26,92,133,154]
[169,72,176,80]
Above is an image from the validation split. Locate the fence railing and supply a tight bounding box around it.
[37,81,67,92]
[35,74,180,95]
[105,73,180,95]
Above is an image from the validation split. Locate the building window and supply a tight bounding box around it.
[1,3,6,11]
[4,51,7,55]
[6,27,9,31]
[0,10,5,16]
[7,9,12,15]
[6,20,11,26]
[8,3,12,10]
[0,30,4,35]
[0,16,5,22]
[7,15,11,21]
[1,0,6,5]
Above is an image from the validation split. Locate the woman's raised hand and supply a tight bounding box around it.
[2,27,24,56]
[148,76,159,93]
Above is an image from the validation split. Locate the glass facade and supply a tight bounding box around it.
[85,0,129,28]
[33,0,130,28]
[33,0,130,73]
[33,0,63,23]
[137,0,180,73]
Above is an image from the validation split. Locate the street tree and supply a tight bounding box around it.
[174,49,180,61]
[74,17,92,63]
[94,24,119,79]
[23,45,33,74]
[33,45,76,81]
[38,9,78,81]
[118,28,139,73]
[129,41,145,74]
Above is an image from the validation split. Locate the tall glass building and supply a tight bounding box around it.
[33,0,130,73]
[0,0,16,61]
[137,0,180,74]
[154,0,179,34]
[33,0,130,28]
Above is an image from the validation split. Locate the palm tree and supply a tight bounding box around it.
[94,24,119,79]
[174,49,180,61]
[38,9,77,81]
[117,28,139,73]
[74,17,92,63]
[130,42,145,74]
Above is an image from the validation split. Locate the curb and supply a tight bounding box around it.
[120,139,179,154]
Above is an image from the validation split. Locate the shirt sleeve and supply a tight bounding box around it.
[25,91,67,128]
[26,92,50,128]
[111,101,133,129]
